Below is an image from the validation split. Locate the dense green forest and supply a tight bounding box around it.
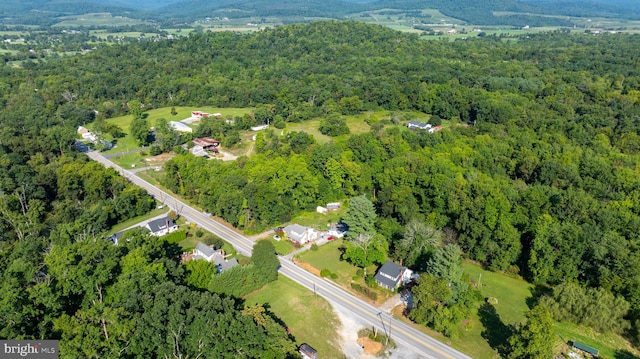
[0,21,298,358]
[4,19,640,353]
[155,23,640,343]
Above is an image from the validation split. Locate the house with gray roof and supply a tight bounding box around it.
[375,260,413,291]
[145,217,178,237]
[193,242,239,273]
[407,120,431,130]
[283,224,317,246]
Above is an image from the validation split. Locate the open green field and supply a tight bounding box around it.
[52,13,150,27]
[163,28,195,35]
[288,207,346,231]
[462,262,532,324]
[384,261,640,358]
[244,276,343,358]
[109,151,150,168]
[96,106,253,154]
[443,261,640,359]
[271,238,295,255]
[106,207,169,235]
[90,31,158,39]
[286,110,426,144]
[297,239,392,303]
[0,31,30,36]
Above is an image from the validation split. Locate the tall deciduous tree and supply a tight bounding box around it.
[395,220,441,268]
[342,233,388,272]
[507,304,554,359]
[252,240,280,283]
[130,117,151,146]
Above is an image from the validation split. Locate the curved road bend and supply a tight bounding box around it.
[85,149,472,359]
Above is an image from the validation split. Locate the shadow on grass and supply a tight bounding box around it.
[616,350,640,359]
[526,284,552,309]
[478,302,512,357]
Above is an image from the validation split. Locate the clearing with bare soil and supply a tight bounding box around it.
[357,337,384,355]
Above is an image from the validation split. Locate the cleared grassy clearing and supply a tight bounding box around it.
[287,207,346,230]
[457,261,640,359]
[244,276,344,358]
[95,106,253,154]
[296,239,392,304]
[52,13,150,27]
[106,207,168,235]
[461,262,531,324]
[109,151,148,168]
[285,110,419,144]
[271,239,295,255]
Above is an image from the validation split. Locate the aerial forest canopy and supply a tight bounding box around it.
[3,20,640,349]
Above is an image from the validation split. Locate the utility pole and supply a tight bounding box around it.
[377,312,388,338]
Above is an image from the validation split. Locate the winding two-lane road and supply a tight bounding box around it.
[85,148,471,359]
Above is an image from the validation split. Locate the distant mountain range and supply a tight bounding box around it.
[1,0,639,26]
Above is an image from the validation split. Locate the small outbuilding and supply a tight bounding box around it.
[193,137,221,153]
[407,120,431,130]
[299,344,318,359]
[326,202,341,211]
[169,121,193,133]
[570,341,599,357]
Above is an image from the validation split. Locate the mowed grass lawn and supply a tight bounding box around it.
[298,240,355,283]
[244,276,343,358]
[288,207,346,231]
[285,110,428,144]
[443,262,640,359]
[297,239,393,304]
[95,106,253,154]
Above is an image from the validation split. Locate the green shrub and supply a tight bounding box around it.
[320,269,331,278]
[365,274,377,288]
[352,275,360,281]
[330,273,338,279]
[202,234,225,249]
[274,120,286,129]
[429,114,442,126]
[356,268,365,277]
[351,283,378,301]
[310,243,319,251]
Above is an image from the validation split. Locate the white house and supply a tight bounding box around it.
[407,121,431,130]
[283,224,317,245]
[145,217,178,236]
[193,242,238,273]
[374,260,414,290]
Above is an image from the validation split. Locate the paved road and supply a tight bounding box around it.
[85,149,471,359]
